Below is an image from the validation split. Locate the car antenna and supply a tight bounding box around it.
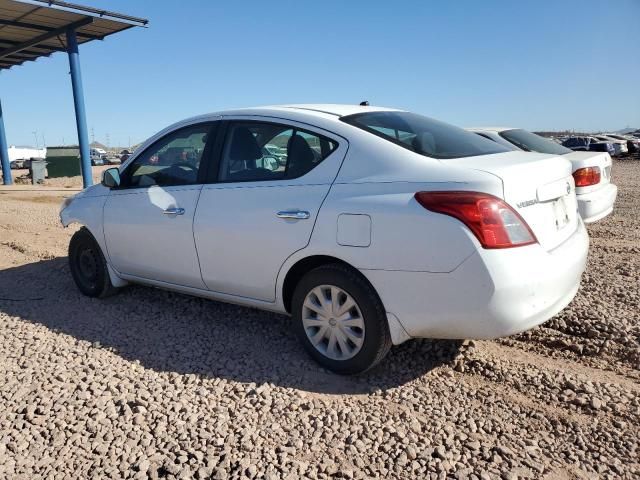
[359,101,370,106]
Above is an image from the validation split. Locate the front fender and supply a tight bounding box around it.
[60,193,127,288]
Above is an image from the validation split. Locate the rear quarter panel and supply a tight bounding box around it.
[298,140,505,273]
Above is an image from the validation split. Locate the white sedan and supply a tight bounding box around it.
[469,127,618,223]
[60,105,588,374]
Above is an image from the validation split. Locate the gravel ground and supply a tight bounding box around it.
[0,159,638,479]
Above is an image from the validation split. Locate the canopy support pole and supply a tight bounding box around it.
[66,28,92,188]
[0,97,11,185]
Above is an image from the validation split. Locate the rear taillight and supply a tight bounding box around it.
[572,167,601,187]
[414,191,537,249]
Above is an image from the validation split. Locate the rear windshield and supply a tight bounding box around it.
[341,111,509,159]
[499,129,572,155]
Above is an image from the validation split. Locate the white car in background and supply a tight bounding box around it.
[60,105,588,374]
[593,135,628,155]
[469,127,617,223]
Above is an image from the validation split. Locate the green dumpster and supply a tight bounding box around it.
[46,146,81,178]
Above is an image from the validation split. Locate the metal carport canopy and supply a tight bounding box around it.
[0,0,148,186]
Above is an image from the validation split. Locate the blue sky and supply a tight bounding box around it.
[1,0,639,147]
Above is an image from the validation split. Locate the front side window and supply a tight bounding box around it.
[219,122,337,182]
[499,129,572,155]
[121,123,213,188]
[341,111,509,159]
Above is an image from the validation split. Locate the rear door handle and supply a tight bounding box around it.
[163,207,185,215]
[277,210,310,220]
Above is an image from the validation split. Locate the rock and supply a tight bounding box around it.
[138,459,150,473]
[406,446,417,460]
[467,441,481,451]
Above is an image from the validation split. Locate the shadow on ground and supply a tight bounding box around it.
[0,258,461,394]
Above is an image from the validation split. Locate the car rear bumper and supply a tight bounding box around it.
[577,183,617,223]
[362,220,589,341]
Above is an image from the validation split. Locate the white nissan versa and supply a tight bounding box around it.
[468,127,617,223]
[60,105,589,374]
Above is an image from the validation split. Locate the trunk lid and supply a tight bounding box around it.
[445,151,578,251]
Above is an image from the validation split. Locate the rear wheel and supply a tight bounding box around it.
[292,263,392,374]
[68,227,118,298]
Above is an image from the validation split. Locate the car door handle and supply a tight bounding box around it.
[163,207,185,215]
[276,210,310,220]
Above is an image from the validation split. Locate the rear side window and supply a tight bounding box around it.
[499,129,572,155]
[219,122,337,182]
[341,111,509,159]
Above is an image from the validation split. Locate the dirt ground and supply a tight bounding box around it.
[5,164,111,188]
[0,160,638,479]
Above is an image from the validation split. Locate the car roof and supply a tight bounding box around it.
[215,104,402,119]
[280,104,402,117]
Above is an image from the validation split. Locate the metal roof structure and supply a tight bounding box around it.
[0,0,147,69]
[0,0,147,186]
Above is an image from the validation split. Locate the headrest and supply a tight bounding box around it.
[412,132,436,155]
[287,134,315,165]
[230,127,261,161]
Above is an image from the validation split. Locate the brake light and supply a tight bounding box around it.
[572,167,601,187]
[414,191,537,249]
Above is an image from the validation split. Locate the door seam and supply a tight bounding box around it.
[192,184,208,288]
[272,140,352,303]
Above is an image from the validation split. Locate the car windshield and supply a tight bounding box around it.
[341,111,510,159]
[499,129,572,155]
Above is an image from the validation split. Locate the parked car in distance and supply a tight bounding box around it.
[593,135,627,156]
[10,159,25,169]
[90,147,106,166]
[60,105,588,374]
[562,136,616,156]
[262,143,288,166]
[469,128,617,223]
[603,133,640,154]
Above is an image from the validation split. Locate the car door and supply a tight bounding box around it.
[103,122,217,288]
[193,119,347,302]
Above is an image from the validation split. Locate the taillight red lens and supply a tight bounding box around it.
[414,191,537,249]
[572,167,601,187]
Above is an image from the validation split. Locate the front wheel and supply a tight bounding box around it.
[292,263,392,375]
[68,227,118,298]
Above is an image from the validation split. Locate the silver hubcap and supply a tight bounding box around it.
[302,285,365,361]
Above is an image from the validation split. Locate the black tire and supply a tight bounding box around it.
[292,263,392,375]
[68,227,118,298]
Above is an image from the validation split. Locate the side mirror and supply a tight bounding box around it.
[102,167,121,188]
